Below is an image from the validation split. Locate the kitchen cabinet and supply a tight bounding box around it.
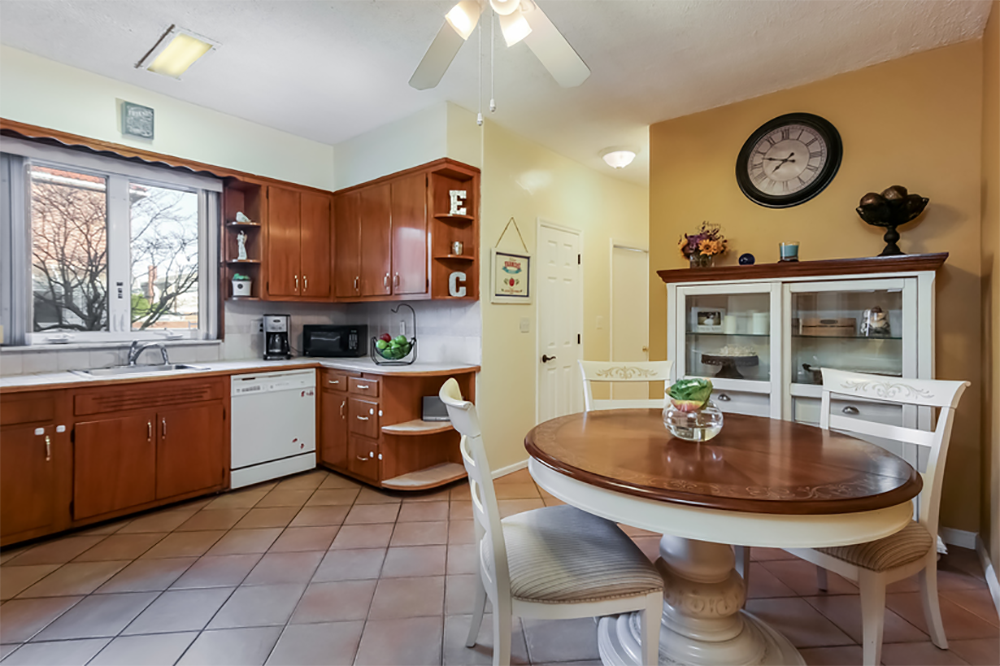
[156,402,225,499]
[348,435,380,485]
[390,173,428,295]
[319,370,351,471]
[74,413,157,520]
[360,183,392,296]
[348,397,380,439]
[334,191,361,297]
[266,185,332,299]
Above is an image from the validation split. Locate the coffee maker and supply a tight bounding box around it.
[263,314,291,360]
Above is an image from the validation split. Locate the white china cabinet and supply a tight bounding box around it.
[661,253,947,469]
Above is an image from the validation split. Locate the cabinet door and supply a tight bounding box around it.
[156,402,225,500]
[347,435,380,485]
[334,191,361,297]
[360,183,392,296]
[267,186,302,297]
[320,390,349,470]
[390,173,428,295]
[0,424,58,538]
[74,414,156,519]
[299,191,332,298]
[348,397,380,439]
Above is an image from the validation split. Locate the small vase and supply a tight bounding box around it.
[663,400,724,442]
[689,253,715,269]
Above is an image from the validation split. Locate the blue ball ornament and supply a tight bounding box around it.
[739,253,756,265]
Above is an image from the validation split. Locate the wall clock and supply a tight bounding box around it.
[736,112,842,208]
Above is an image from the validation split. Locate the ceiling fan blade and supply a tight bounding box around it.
[522,4,590,88]
[409,21,466,90]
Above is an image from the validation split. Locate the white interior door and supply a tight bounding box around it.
[537,223,583,423]
[611,244,649,400]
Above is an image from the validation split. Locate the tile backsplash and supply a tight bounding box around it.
[0,300,481,377]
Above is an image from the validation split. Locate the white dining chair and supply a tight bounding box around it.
[439,378,664,666]
[578,360,673,411]
[782,368,970,666]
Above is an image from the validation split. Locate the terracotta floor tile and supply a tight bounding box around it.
[494,483,541,500]
[32,592,158,640]
[497,499,545,518]
[18,561,129,598]
[887,591,1000,640]
[115,509,198,533]
[402,487,453,503]
[170,554,262,589]
[305,488,360,506]
[447,544,479,575]
[368,575,444,619]
[397,501,449,523]
[382,545,447,578]
[0,548,28,565]
[74,521,129,537]
[269,526,339,552]
[494,469,533,485]
[618,523,660,538]
[521,617,603,663]
[312,549,386,582]
[0,565,60,601]
[177,626,282,666]
[450,485,471,501]
[0,638,110,666]
[233,507,299,530]
[802,594,927,644]
[206,528,282,556]
[759,559,858,596]
[207,583,306,629]
[140,530,227,559]
[880,640,972,665]
[750,547,799,562]
[444,614,529,665]
[631,536,661,563]
[330,524,393,550]
[449,501,473,521]
[72,533,167,562]
[940,587,1000,626]
[798,645,864,666]
[274,471,329,491]
[201,489,268,511]
[745,598,854,648]
[390,521,448,547]
[124,587,233,635]
[318,474,362,490]
[175,508,249,532]
[445,574,490,616]
[6,537,107,566]
[0,595,82,643]
[343,504,399,525]
[89,631,197,666]
[448,520,475,545]
[542,498,566,507]
[355,616,443,666]
[243,551,324,586]
[95,557,196,593]
[355,488,403,505]
[949,637,1000,665]
[266,620,364,666]
[289,505,352,528]
[255,490,313,509]
[940,548,987,580]
[747,563,798,599]
[290,580,377,624]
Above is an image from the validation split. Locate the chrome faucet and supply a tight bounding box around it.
[127,341,170,367]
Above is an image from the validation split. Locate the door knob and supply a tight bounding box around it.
[642,345,649,353]
[541,355,557,363]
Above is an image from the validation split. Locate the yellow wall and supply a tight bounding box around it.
[478,121,649,470]
[649,41,985,534]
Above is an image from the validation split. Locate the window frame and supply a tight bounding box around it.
[1,137,221,346]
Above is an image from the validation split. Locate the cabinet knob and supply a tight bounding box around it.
[842,405,860,415]
[717,393,731,402]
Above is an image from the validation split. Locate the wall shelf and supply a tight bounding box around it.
[381,462,466,490]
[226,221,261,228]
[434,214,474,223]
[225,259,261,264]
[434,255,475,261]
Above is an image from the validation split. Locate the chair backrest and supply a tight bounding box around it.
[819,368,970,537]
[439,378,511,609]
[578,360,673,411]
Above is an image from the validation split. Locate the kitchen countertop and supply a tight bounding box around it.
[0,357,480,394]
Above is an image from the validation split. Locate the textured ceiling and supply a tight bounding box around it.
[0,1,992,185]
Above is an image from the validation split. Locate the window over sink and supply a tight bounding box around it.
[1,138,221,346]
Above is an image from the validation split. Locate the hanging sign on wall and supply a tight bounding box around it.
[491,217,532,304]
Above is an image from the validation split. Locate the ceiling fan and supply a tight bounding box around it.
[409,0,590,90]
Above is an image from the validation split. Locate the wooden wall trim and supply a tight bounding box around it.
[333,158,481,196]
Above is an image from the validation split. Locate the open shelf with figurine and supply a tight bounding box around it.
[222,179,265,300]
[429,164,479,300]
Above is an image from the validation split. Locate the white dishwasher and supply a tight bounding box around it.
[231,369,316,489]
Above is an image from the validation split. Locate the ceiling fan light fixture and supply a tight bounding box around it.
[601,149,637,169]
[446,1,483,40]
[490,0,522,16]
[137,25,216,79]
[499,8,532,46]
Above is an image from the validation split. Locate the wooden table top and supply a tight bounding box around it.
[525,410,922,515]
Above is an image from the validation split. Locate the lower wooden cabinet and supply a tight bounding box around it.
[156,402,225,500]
[319,388,349,470]
[348,435,380,485]
[348,397,380,439]
[74,413,157,520]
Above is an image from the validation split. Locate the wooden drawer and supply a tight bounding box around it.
[348,398,380,438]
[321,369,350,393]
[711,389,769,417]
[74,378,225,416]
[348,435,380,484]
[793,396,903,427]
[0,392,56,426]
[349,376,380,398]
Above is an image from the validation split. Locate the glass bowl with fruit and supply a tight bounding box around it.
[372,333,417,365]
[662,378,724,442]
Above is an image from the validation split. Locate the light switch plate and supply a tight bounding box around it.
[596,315,605,330]
[519,318,530,333]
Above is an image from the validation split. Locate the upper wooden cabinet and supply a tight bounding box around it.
[360,183,392,297]
[265,185,332,300]
[391,173,429,295]
[334,191,361,298]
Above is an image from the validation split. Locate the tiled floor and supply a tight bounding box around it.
[0,468,996,666]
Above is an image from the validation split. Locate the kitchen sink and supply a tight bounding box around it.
[72,364,209,377]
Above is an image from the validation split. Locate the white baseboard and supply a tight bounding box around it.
[492,458,528,479]
[939,527,978,550]
[975,535,1000,618]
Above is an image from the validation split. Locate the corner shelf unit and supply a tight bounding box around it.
[222,179,266,300]
[429,164,480,300]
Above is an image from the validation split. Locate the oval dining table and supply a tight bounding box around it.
[524,409,923,666]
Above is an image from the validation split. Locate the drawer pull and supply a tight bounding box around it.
[717,393,731,402]
[357,415,369,421]
[340,400,346,418]
[147,421,152,442]
[303,275,308,292]
[842,406,860,415]
[354,276,359,291]
[356,384,369,390]
[356,455,368,462]
[161,418,167,437]
[294,275,299,292]
[44,435,51,462]
[328,379,340,385]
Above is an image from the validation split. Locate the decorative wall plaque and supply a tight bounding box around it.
[122,101,155,139]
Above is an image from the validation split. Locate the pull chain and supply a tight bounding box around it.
[477,14,484,126]
[490,10,496,113]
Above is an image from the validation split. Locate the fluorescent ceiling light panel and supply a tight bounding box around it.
[446,2,483,41]
[137,25,217,79]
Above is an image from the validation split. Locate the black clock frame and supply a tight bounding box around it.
[736,112,843,209]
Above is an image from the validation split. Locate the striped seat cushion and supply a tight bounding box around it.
[501,505,663,604]
[817,521,933,572]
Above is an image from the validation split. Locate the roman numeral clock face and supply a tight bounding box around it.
[736,113,842,208]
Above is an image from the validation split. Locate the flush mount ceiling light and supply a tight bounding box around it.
[601,148,637,169]
[136,25,218,79]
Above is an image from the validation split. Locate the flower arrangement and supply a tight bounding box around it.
[679,222,728,267]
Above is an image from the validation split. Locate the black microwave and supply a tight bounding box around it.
[302,325,368,358]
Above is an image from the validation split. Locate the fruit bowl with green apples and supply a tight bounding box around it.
[371,333,417,365]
